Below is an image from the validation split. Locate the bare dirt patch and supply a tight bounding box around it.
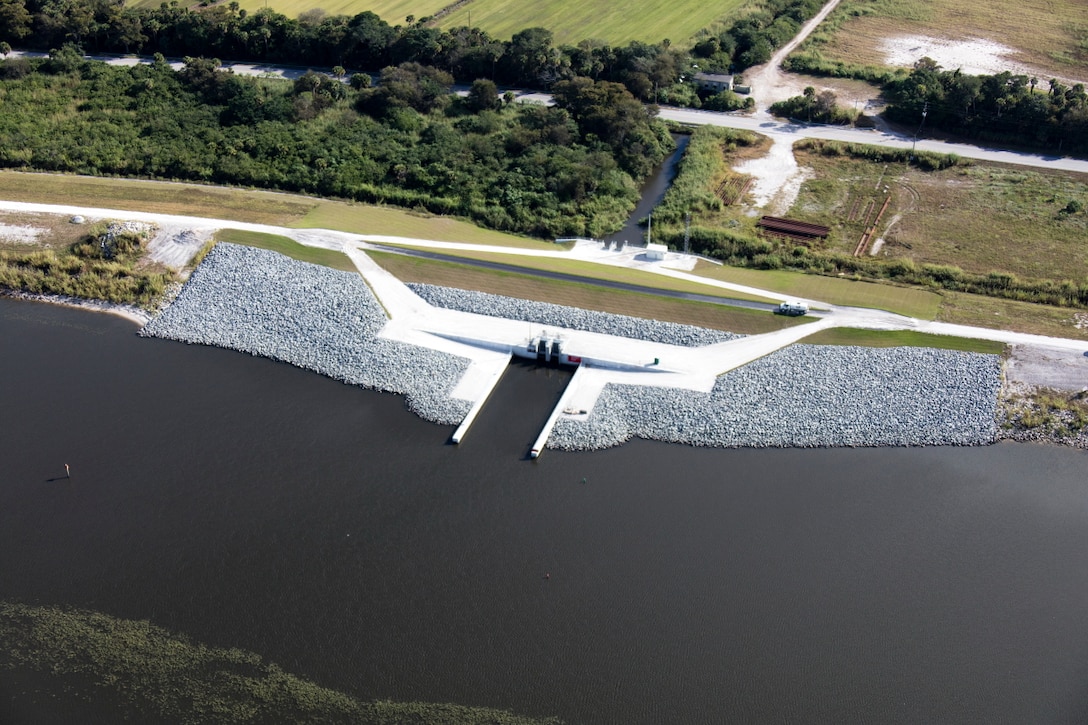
[734,136,814,213]
[0,211,92,250]
[1005,344,1088,390]
[145,226,214,270]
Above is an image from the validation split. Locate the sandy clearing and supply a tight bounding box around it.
[880,35,1088,87]
[0,224,46,244]
[146,225,213,269]
[733,134,812,213]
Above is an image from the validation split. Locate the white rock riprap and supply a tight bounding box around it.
[140,243,471,424]
[550,345,1003,450]
[141,244,1003,450]
[408,284,742,346]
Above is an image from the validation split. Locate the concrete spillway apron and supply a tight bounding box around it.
[450,355,512,444]
[530,364,589,459]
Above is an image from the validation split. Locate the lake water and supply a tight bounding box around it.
[2,297,1088,724]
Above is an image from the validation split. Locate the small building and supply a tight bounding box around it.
[646,243,668,260]
[693,72,734,93]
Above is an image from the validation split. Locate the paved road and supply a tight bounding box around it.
[656,107,1088,174]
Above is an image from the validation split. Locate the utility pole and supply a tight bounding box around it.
[911,101,929,161]
[684,212,691,254]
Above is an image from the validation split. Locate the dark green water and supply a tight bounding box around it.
[2,297,1088,724]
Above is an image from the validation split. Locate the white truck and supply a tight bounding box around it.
[777,300,809,316]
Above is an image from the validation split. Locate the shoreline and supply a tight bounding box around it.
[1,289,151,326]
[141,244,1007,452]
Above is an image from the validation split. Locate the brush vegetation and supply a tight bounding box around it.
[0,221,173,307]
[1003,387,1088,436]
[0,54,668,239]
[655,137,1088,313]
[0,601,561,725]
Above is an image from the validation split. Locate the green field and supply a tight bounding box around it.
[690,261,943,319]
[153,0,753,46]
[436,0,748,46]
[800,327,1005,354]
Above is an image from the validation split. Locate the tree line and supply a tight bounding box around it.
[0,50,672,238]
[0,0,823,104]
[882,59,1088,154]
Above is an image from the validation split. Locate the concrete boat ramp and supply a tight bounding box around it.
[344,244,835,457]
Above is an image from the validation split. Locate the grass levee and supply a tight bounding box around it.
[369,251,808,335]
[214,229,356,272]
[690,260,942,319]
[373,242,779,302]
[0,172,542,248]
[800,327,1005,353]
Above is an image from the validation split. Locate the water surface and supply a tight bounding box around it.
[2,298,1087,724]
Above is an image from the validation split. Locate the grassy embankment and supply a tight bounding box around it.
[369,251,809,335]
[214,229,357,272]
[789,0,1088,81]
[0,601,560,725]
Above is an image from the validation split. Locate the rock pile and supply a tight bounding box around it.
[142,244,1004,450]
[140,244,470,424]
[550,345,1003,450]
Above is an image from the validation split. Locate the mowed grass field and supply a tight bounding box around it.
[128,0,451,25]
[690,261,943,319]
[804,0,1088,79]
[149,0,754,46]
[437,0,747,46]
[788,149,1088,284]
